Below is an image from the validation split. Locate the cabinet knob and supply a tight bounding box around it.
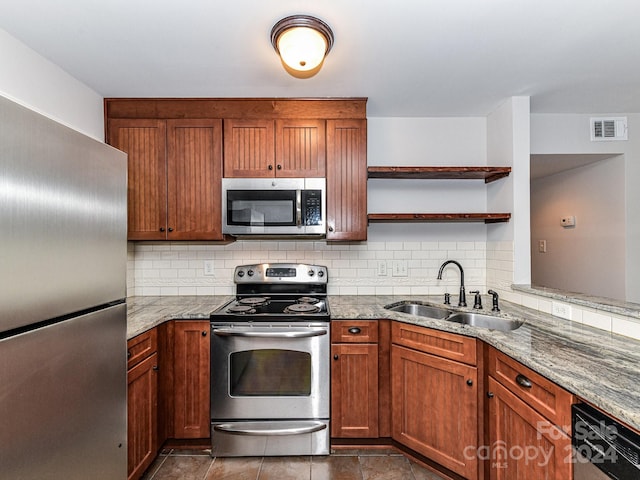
[168,227,174,232]
[348,327,361,335]
[333,354,339,360]
[466,379,473,386]
[159,227,165,232]
[202,331,207,337]
[268,165,273,170]
[127,350,131,359]
[328,226,334,232]
[487,391,494,398]
[152,365,159,371]
[277,164,282,170]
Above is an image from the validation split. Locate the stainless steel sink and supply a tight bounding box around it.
[384,302,452,320]
[445,312,523,331]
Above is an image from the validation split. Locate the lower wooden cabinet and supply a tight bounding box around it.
[392,343,478,479]
[172,321,211,439]
[127,330,158,480]
[331,320,380,438]
[487,377,572,480]
[486,348,574,480]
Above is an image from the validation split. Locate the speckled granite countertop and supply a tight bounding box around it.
[127,294,640,432]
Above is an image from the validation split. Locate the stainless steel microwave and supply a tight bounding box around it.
[222,178,326,237]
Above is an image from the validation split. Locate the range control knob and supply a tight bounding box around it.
[237,270,245,278]
[317,270,325,278]
[308,269,315,277]
[247,269,254,277]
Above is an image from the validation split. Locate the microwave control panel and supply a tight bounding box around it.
[302,190,322,226]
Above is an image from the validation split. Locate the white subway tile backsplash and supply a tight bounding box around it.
[127,240,488,296]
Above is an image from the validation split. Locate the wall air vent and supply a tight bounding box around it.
[590,117,628,141]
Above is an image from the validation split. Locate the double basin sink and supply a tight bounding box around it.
[385,301,523,331]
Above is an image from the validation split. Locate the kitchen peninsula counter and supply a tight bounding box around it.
[126,294,640,432]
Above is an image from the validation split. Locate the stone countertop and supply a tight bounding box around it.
[127,294,640,432]
[126,295,232,338]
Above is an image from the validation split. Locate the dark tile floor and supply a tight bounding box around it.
[141,448,447,480]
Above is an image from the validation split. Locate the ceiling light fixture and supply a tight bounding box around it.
[270,15,334,79]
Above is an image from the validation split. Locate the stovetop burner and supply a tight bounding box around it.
[284,303,321,314]
[226,304,257,314]
[238,297,270,307]
[297,296,320,304]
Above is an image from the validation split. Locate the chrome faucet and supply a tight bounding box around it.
[437,260,466,307]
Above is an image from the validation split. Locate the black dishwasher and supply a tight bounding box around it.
[572,403,640,479]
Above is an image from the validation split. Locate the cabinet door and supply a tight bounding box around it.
[223,119,275,177]
[108,119,167,240]
[173,321,210,439]
[167,119,224,240]
[331,343,379,438]
[392,344,478,479]
[487,377,572,480]
[128,352,158,480]
[275,119,326,177]
[326,119,367,241]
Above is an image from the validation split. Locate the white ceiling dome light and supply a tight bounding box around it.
[270,15,334,79]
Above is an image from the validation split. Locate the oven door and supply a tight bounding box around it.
[210,323,329,421]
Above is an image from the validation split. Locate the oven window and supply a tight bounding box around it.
[230,349,311,396]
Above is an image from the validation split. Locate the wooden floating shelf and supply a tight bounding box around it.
[367,166,511,183]
[367,213,511,224]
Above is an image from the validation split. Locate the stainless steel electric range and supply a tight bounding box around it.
[209,263,330,457]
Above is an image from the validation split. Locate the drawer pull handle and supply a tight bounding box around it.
[516,374,532,389]
[348,327,361,335]
[127,350,131,359]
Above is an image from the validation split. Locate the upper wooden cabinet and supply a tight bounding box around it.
[326,119,368,241]
[107,118,225,241]
[224,119,326,178]
[108,119,167,240]
[105,98,367,242]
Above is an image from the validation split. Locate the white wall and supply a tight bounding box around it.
[531,113,640,303]
[0,28,104,139]
[531,156,625,300]
[486,97,531,288]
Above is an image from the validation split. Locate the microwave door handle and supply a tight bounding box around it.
[296,190,302,227]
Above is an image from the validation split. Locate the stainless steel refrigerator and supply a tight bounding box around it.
[0,96,128,479]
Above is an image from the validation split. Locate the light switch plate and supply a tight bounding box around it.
[204,260,215,276]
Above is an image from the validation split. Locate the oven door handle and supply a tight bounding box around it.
[213,422,327,436]
[212,328,327,338]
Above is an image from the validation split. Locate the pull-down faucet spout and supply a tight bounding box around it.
[437,260,466,307]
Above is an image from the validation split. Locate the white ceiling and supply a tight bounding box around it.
[2,0,640,117]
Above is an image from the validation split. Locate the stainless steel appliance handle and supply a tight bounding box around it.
[213,422,327,436]
[296,189,302,227]
[212,328,327,338]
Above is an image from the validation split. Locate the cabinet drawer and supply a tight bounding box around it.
[331,320,378,343]
[127,328,158,370]
[391,321,476,365]
[489,347,574,432]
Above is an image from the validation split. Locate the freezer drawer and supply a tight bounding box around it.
[0,304,127,479]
